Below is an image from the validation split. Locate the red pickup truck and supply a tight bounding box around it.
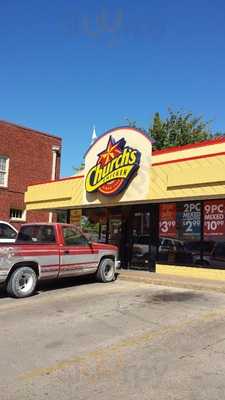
[0,223,119,298]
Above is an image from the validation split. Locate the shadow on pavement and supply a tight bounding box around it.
[0,275,97,299]
[0,272,119,300]
[38,275,97,293]
[38,272,119,293]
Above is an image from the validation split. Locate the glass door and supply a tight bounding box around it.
[107,206,129,268]
[108,218,122,246]
[130,208,151,270]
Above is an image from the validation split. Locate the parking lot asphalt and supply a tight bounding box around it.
[1,276,225,400]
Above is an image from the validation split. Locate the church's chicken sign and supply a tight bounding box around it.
[85,136,141,196]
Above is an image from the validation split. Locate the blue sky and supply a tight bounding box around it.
[1,0,225,176]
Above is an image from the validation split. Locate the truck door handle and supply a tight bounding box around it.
[64,250,70,255]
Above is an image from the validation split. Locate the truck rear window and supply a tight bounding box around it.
[16,225,56,244]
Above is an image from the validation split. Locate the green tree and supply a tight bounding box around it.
[149,109,212,150]
[149,112,166,150]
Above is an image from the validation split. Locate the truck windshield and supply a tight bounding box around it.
[16,225,56,244]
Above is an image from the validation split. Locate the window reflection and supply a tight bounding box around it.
[157,200,225,270]
[158,202,201,265]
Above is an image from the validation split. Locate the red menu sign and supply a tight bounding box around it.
[159,203,176,238]
[204,200,225,237]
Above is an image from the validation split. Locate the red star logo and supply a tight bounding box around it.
[97,136,125,167]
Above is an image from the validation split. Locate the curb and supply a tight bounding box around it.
[119,273,225,294]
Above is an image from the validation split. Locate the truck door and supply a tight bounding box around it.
[16,224,60,279]
[59,225,99,277]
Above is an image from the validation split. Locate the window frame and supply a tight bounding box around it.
[0,156,9,188]
[10,208,27,222]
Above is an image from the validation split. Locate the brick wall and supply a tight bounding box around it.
[0,121,62,228]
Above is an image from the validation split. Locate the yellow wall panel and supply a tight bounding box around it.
[168,166,225,187]
[156,264,225,281]
[152,142,225,164]
[25,177,84,210]
[149,155,225,201]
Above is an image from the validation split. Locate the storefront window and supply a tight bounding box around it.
[59,200,225,271]
[82,208,107,242]
[57,210,69,223]
[203,200,225,269]
[158,202,201,265]
[157,200,225,269]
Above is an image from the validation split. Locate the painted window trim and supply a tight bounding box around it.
[10,209,27,222]
[0,156,9,188]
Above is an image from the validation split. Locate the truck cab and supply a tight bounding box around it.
[0,223,119,298]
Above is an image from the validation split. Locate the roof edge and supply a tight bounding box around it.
[28,175,84,187]
[0,120,62,141]
[152,136,225,156]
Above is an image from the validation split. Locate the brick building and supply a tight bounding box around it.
[0,121,61,228]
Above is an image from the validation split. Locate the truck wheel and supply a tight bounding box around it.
[96,258,115,283]
[7,267,37,298]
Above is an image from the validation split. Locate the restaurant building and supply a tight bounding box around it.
[25,127,225,279]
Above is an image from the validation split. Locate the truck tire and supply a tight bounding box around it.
[7,266,37,298]
[96,258,115,283]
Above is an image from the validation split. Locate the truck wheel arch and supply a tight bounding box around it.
[6,261,40,282]
[99,255,115,264]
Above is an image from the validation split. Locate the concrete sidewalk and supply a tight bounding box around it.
[119,268,225,293]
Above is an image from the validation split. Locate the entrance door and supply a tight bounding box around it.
[130,209,151,270]
[106,206,151,269]
[108,216,129,268]
[108,218,122,247]
[108,206,132,268]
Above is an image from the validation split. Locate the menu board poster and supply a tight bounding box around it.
[204,200,225,238]
[159,203,176,238]
[181,202,201,238]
